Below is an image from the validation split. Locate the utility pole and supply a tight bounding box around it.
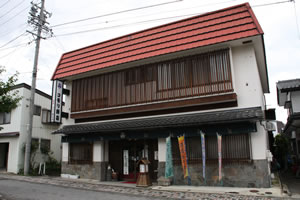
[24,0,52,175]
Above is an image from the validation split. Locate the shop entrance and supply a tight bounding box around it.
[109,139,158,182]
[0,143,9,170]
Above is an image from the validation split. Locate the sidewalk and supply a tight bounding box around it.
[279,170,300,199]
[0,173,292,199]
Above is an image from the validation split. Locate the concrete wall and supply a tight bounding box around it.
[61,142,108,180]
[170,160,270,188]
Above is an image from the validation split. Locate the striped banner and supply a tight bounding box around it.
[217,133,222,182]
[178,135,189,178]
[200,131,206,182]
[165,136,174,178]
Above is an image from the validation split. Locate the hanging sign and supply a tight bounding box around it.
[165,136,174,178]
[217,133,222,182]
[123,150,129,175]
[51,80,63,123]
[178,135,189,178]
[200,131,206,182]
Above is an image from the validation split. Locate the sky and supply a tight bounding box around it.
[0,0,300,124]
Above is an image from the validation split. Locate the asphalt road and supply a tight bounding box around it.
[0,179,164,200]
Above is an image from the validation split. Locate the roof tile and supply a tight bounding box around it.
[52,3,263,80]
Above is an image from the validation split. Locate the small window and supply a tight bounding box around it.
[0,112,11,125]
[41,109,51,123]
[69,143,93,164]
[33,105,41,116]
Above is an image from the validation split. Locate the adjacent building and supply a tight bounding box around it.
[277,79,300,162]
[0,83,61,173]
[52,3,272,187]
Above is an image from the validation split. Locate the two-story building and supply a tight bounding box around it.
[0,83,61,173]
[52,3,271,187]
[277,79,300,163]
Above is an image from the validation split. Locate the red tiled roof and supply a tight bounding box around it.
[52,3,263,80]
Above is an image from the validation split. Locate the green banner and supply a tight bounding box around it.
[165,136,174,178]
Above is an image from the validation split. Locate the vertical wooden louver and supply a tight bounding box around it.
[71,49,233,113]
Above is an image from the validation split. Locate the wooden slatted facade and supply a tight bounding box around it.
[172,133,251,165]
[71,49,233,114]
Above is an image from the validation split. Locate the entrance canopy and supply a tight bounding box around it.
[54,107,263,142]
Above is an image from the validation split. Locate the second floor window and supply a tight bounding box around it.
[33,105,41,116]
[0,112,11,125]
[41,109,51,124]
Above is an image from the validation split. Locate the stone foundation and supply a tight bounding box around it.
[158,160,270,188]
[62,161,108,181]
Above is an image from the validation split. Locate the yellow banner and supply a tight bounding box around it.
[178,136,189,178]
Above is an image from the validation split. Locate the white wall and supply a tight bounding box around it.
[0,85,62,174]
[291,91,300,113]
[62,143,69,162]
[231,45,265,110]
[158,138,166,162]
[93,141,108,162]
[20,87,62,162]
[0,138,19,173]
[251,122,268,160]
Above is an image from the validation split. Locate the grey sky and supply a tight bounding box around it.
[0,0,300,124]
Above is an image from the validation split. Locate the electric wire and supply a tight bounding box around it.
[53,12,200,37]
[0,5,30,27]
[292,0,300,39]
[51,0,183,28]
[0,0,26,19]
[0,32,27,48]
[53,0,294,38]
[53,0,238,31]
[0,0,11,9]
[252,0,292,7]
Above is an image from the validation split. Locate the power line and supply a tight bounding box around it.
[51,0,183,28]
[252,0,292,7]
[0,41,31,51]
[0,32,27,48]
[53,0,237,31]
[292,0,300,39]
[0,5,30,26]
[53,12,200,37]
[52,0,294,38]
[0,0,11,9]
[0,0,25,19]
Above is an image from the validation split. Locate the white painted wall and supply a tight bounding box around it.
[231,45,265,110]
[158,138,166,162]
[0,85,62,173]
[251,122,268,160]
[0,138,19,173]
[291,91,300,113]
[62,143,69,162]
[93,141,108,162]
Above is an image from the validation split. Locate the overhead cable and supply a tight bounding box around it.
[51,0,183,28]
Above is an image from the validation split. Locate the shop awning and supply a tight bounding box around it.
[54,107,263,136]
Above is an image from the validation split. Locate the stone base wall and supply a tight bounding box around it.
[158,160,270,188]
[62,161,108,181]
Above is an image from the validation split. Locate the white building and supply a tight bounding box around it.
[0,83,61,174]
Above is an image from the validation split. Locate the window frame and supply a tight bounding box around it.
[69,143,93,165]
[0,112,11,125]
